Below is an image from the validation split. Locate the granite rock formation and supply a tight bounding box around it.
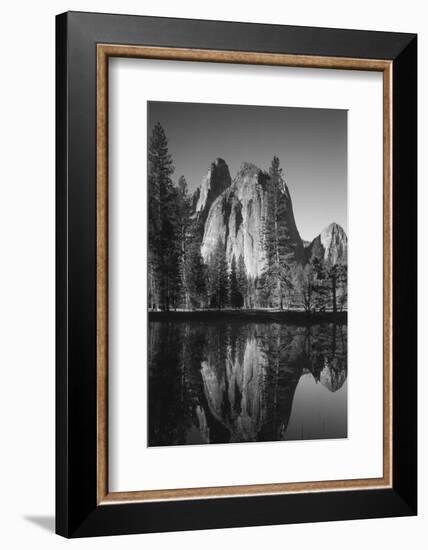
[306,222,348,266]
[193,158,231,222]
[200,162,304,278]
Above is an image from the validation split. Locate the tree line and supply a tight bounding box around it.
[148,122,347,313]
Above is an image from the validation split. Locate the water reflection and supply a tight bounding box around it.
[148,320,347,446]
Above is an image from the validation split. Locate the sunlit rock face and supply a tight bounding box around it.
[306,222,348,265]
[201,163,304,277]
[194,158,231,220]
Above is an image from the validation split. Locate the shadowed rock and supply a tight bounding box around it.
[194,158,231,220]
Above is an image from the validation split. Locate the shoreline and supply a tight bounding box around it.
[148,309,347,324]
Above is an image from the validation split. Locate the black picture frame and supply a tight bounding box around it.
[56,11,417,538]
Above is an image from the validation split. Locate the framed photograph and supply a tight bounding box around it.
[56,11,417,537]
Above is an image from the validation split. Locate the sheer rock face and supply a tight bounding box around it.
[306,222,348,266]
[194,158,231,221]
[201,163,304,278]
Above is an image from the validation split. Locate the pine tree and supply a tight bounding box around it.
[324,263,347,313]
[312,258,329,312]
[237,254,248,308]
[216,238,229,309]
[207,238,229,309]
[176,175,192,308]
[336,264,348,312]
[261,156,294,309]
[148,122,181,310]
[293,262,316,313]
[229,255,243,308]
[185,243,206,308]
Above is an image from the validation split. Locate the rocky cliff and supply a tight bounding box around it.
[191,159,347,279]
[200,163,304,278]
[193,158,231,221]
[306,222,348,266]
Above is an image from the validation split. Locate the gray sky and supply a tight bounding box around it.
[148,101,347,242]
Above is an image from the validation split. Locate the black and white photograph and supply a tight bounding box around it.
[148,101,348,447]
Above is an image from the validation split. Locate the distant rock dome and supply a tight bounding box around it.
[306,222,348,265]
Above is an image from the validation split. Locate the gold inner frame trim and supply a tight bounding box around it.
[96,44,393,505]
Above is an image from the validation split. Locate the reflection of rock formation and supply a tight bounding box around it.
[148,320,347,446]
[319,359,347,392]
[199,324,307,443]
[201,336,266,442]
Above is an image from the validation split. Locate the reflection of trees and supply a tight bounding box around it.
[304,323,348,392]
[148,322,207,446]
[148,320,348,446]
[257,324,305,441]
